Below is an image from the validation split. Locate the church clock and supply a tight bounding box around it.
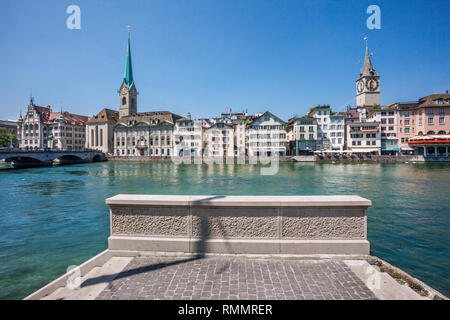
[357,80,365,93]
[366,78,379,91]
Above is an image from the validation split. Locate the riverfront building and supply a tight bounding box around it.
[286,116,318,155]
[173,115,203,157]
[307,106,345,151]
[247,111,287,156]
[367,107,398,155]
[203,122,236,157]
[114,111,180,157]
[393,93,450,154]
[17,98,88,151]
[346,121,381,154]
[85,108,119,154]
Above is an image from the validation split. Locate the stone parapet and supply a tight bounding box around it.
[106,195,371,255]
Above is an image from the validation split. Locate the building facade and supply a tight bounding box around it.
[308,106,345,151]
[394,93,450,154]
[173,115,203,157]
[85,108,119,154]
[367,107,398,155]
[203,123,235,157]
[17,99,88,151]
[247,111,287,156]
[286,116,317,155]
[114,112,179,157]
[346,122,381,154]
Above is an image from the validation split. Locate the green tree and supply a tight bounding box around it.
[0,127,18,147]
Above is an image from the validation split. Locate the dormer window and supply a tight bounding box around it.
[434,98,443,104]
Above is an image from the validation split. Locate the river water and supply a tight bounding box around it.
[0,161,449,299]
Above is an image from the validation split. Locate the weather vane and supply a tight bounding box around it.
[127,25,131,35]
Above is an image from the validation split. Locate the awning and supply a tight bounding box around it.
[401,147,415,151]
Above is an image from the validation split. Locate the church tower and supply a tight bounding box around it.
[119,29,138,118]
[356,40,380,107]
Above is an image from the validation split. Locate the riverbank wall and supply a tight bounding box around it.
[107,155,450,163]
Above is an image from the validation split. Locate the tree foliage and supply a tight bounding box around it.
[0,127,18,147]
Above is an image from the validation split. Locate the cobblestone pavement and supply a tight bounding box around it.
[96,256,377,300]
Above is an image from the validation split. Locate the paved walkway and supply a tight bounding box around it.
[96,256,377,300]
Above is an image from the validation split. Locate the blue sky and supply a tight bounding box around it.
[1,0,449,121]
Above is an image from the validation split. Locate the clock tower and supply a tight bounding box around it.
[356,42,380,107]
[119,28,138,118]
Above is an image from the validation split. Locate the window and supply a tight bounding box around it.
[439,108,445,115]
[122,97,126,105]
[405,120,410,125]
[428,117,434,124]
[405,128,410,133]
[439,117,445,124]
[427,109,434,116]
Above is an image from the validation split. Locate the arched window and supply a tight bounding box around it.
[427,131,435,135]
[122,97,126,105]
[438,130,446,135]
[100,129,103,146]
[131,98,135,107]
[418,131,423,136]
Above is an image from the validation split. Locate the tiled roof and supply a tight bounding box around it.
[418,94,450,107]
[117,111,183,125]
[87,108,119,124]
[47,112,89,126]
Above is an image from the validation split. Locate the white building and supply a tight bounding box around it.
[346,121,381,154]
[203,123,235,157]
[367,107,398,155]
[114,112,179,157]
[173,114,203,157]
[85,108,119,154]
[247,111,287,156]
[308,106,345,151]
[18,98,88,151]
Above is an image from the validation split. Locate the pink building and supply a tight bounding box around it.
[393,93,450,155]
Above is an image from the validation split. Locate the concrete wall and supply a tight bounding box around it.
[106,195,371,255]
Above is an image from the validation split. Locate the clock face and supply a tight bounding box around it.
[357,80,365,93]
[366,78,379,91]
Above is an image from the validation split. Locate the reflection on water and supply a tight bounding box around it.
[0,161,449,299]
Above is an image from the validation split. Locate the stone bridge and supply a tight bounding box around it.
[0,150,106,168]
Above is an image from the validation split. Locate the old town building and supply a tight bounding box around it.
[346,122,381,155]
[114,111,180,157]
[308,106,345,151]
[85,108,119,154]
[173,114,203,157]
[393,93,450,155]
[247,111,287,156]
[286,116,317,155]
[18,98,88,151]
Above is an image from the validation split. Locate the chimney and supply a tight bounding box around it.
[186,112,191,120]
[446,90,448,94]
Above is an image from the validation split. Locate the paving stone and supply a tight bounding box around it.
[96,257,377,300]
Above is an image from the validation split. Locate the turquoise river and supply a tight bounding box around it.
[0,161,449,299]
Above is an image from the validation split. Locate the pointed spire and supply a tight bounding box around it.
[360,38,378,77]
[124,26,134,89]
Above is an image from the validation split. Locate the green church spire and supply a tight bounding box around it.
[124,27,134,89]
